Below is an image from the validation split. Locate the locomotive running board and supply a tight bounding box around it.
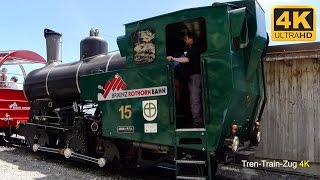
[32,144,106,167]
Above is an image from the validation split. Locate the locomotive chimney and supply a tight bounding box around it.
[44,28,62,64]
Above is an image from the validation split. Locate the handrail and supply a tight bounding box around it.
[201,59,208,126]
[5,72,24,76]
[0,81,23,85]
[0,108,29,111]
[0,99,28,102]
[0,88,23,90]
[0,81,23,90]
[167,64,174,124]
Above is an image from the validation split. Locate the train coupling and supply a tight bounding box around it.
[224,136,239,152]
[223,135,256,163]
[32,144,106,167]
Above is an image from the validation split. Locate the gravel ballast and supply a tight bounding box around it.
[0,145,318,180]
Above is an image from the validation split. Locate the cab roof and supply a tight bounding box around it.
[0,50,46,66]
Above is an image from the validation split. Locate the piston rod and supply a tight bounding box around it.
[32,144,106,167]
[33,144,60,154]
[64,148,106,167]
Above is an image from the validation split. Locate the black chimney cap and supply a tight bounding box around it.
[44,28,62,38]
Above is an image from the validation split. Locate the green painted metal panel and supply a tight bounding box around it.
[80,63,176,146]
[229,7,247,38]
[116,35,128,57]
[121,5,231,69]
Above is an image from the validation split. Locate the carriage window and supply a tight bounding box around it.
[132,29,156,64]
[166,17,207,56]
[0,65,24,90]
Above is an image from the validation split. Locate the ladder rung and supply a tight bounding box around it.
[175,128,206,132]
[176,176,207,180]
[176,160,206,165]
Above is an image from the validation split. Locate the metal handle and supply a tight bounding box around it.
[201,59,208,125]
[167,64,174,124]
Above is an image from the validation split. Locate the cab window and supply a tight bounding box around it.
[166,17,207,56]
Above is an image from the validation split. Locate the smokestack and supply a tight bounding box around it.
[44,28,62,63]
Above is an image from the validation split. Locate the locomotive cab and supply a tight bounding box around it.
[80,0,267,178]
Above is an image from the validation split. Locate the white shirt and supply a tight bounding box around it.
[7,82,18,89]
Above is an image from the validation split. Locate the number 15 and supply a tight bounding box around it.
[119,105,132,119]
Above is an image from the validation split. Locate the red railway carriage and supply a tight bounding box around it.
[0,50,45,135]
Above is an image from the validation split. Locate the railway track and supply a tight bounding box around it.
[1,134,319,180]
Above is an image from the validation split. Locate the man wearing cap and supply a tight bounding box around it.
[166,32,203,128]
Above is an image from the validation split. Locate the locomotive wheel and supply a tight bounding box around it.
[2,128,13,143]
[37,129,50,147]
[19,124,37,147]
[105,157,122,174]
[65,133,87,154]
[101,139,121,173]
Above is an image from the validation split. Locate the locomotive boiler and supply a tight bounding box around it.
[20,0,268,179]
[24,29,125,103]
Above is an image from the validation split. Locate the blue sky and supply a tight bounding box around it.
[0,0,319,63]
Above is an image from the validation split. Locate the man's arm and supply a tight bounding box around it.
[166,56,189,63]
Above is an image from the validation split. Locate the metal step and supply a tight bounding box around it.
[176,128,206,132]
[176,175,207,180]
[176,159,206,165]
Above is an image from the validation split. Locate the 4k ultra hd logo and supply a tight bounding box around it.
[272,6,316,41]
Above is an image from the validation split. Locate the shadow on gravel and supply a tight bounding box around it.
[0,144,175,180]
